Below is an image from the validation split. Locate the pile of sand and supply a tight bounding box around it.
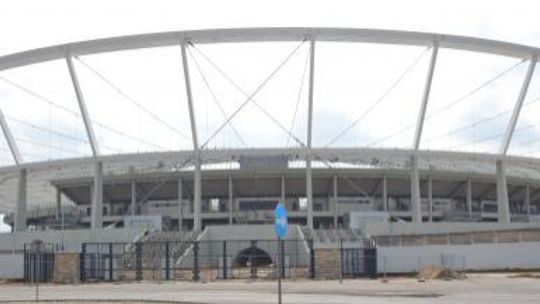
[418,265,466,280]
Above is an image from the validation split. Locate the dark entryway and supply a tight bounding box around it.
[234,247,273,267]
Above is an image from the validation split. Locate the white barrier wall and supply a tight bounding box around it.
[378,241,540,273]
[0,255,23,279]
[365,222,540,236]
[0,228,146,253]
[0,228,147,279]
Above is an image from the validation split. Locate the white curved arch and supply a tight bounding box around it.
[0,28,536,166]
[0,28,539,72]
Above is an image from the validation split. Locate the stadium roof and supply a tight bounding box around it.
[0,28,539,182]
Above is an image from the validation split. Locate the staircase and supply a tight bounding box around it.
[302,227,374,247]
[121,230,199,280]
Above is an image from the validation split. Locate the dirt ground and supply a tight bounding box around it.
[0,273,539,304]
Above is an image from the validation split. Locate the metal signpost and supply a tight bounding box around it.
[274,203,288,304]
[30,240,44,302]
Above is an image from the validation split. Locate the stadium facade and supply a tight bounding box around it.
[3,147,540,232]
[1,28,540,280]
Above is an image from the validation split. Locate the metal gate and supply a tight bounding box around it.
[23,242,55,283]
[81,242,141,282]
[341,245,377,278]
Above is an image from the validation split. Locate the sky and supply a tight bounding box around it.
[2,0,540,231]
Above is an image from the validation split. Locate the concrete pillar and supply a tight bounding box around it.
[281,175,286,204]
[410,155,422,223]
[193,161,202,232]
[496,159,511,223]
[306,155,314,229]
[382,175,388,211]
[131,180,136,218]
[525,184,531,221]
[428,176,433,222]
[466,178,473,219]
[228,176,233,225]
[333,175,338,229]
[305,39,316,230]
[178,178,183,231]
[55,187,61,221]
[91,161,103,229]
[15,168,27,232]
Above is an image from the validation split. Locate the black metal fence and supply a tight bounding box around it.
[81,239,314,282]
[80,239,378,282]
[23,243,56,283]
[341,248,377,279]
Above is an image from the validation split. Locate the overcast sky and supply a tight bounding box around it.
[1,0,540,231]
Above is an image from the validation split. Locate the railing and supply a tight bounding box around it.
[374,228,540,247]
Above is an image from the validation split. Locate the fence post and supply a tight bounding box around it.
[193,241,200,281]
[250,240,256,279]
[51,247,56,283]
[222,241,227,279]
[23,243,28,283]
[80,243,86,282]
[135,242,142,281]
[364,248,377,279]
[165,242,170,280]
[417,256,424,282]
[108,243,113,281]
[381,255,388,283]
[36,252,40,301]
[339,238,344,283]
[308,239,315,279]
[280,239,285,278]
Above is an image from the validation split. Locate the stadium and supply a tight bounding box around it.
[1,28,540,282]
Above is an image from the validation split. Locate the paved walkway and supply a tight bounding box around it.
[0,274,539,304]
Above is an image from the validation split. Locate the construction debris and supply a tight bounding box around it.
[418,265,467,280]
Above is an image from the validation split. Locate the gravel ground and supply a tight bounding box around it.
[0,273,539,304]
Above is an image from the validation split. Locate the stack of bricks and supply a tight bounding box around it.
[53,253,80,284]
[314,248,341,279]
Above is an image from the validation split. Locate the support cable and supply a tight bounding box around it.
[195,41,307,149]
[423,95,540,144]
[7,115,87,143]
[325,47,430,148]
[515,130,540,153]
[442,107,540,151]
[93,119,166,150]
[15,136,87,156]
[5,115,125,153]
[365,59,526,147]
[75,57,192,142]
[425,59,526,120]
[448,95,540,151]
[0,75,166,150]
[447,132,503,151]
[286,47,311,147]
[423,111,508,144]
[187,48,247,147]
[367,124,415,147]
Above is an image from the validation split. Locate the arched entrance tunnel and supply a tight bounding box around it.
[233,247,273,267]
